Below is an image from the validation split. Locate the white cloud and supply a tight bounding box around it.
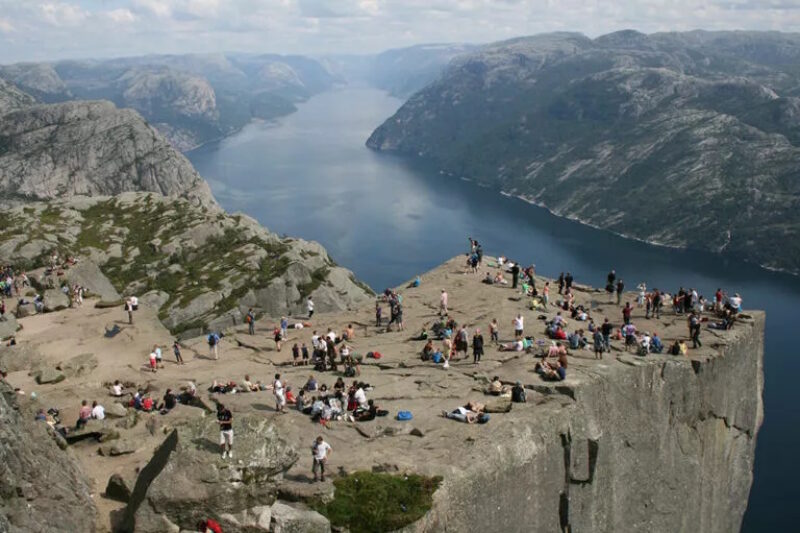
[1,0,800,62]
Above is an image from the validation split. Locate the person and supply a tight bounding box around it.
[557,272,565,295]
[488,376,504,395]
[292,343,301,366]
[280,316,289,339]
[607,269,616,291]
[76,399,92,428]
[616,279,625,305]
[439,289,448,316]
[472,328,484,364]
[307,296,315,319]
[273,373,286,413]
[141,394,154,412]
[422,339,435,361]
[593,329,604,359]
[111,380,123,397]
[301,343,309,365]
[715,288,724,313]
[511,263,520,289]
[622,302,633,325]
[273,326,283,352]
[622,323,637,352]
[161,389,177,411]
[542,281,550,308]
[208,332,220,360]
[729,293,743,314]
[513,314,524,339]
[489,318,499,343]
[312,436,332,482]
[375,301,382,326]
[443,403,483,423]
[173,340,184,365]
[565,272,574,292]
[217,403,233,459]
[130,295,138,311]
[354,382,368,410]
[511,381,527,403]
[246,308,256,335]
[689,312,702,348]
[305,375,318,392]
[679,339,688,355]
[91,400,105,420]
[153,344,162,366]
[198,518,223,533]
[148,349,158,373]
[124,299,134,324]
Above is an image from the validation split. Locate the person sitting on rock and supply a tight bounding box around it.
[536,360,566,381]
[91,400,105,421]
[488,376,504,396]
[342,324,356,341]
[241,374,259,392]
[305,375,318,392]
[421,340,435,361]
[141,394,154,412]
[355,399,380,421]
[159,389,177,413]
[511,381,527,403]
[286,386,297,405]
[650,332,664,353]
[110,380,123,397]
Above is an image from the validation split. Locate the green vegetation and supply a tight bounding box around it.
[312,472,441,533]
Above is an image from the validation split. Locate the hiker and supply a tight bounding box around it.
[443,402,486,424]
[622,323,637,352]
[375,301,382,326]
[246,308,255,335]
[622,302,633,325]
[542,282,550,308]
[91,400,105,420]
[217,403,233,459]
[130,295,138,311]
[689,312,702,348]
[208,332,221,360]
[273,326,283,352]
[616,279,625,305]
[173,340,184,364]
[160,389,177,412]
[273,373,286,413]
[507,380,525,403]
[651,332,664,353]
[148,349,157,373]
[439,289,448,316]
[312,436,332,482]
[557,272,565,294]
[124,299,134,324]
[76,399,91,429]
[281,316,289,339]
[153,344,162,366]
[728,293,743,314]
[593,329,604,359]
[307,296,315,319]
[511,263,520,289]
[513,314,524,339]
[301,343,310,365]
[292,343,300,366]
[472,328,484,364]
[489,318,499,343]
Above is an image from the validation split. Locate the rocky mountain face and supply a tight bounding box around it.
[0,192,373,335]
[368,30,800,274]
[0,79,36,114]
[0,99,215,206]
[367,44,477,97]
[1,54,338,150]
[0,382,96,533]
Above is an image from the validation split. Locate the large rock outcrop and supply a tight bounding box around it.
[0,192,374,333]
[0,100,215,207]
[0,79,36,115]
[367,30,800,273]
[410,313,765,533]
[0,382,96,533]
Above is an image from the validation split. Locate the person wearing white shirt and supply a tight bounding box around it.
[130,295,138,310]
[273,373,286,413]
[91,401,105,420]
[354,386,368,409]
[307,297,315,318]
[513,314,524,339]
[311,436,331,482]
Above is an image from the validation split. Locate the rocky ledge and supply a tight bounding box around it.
[0,192,373,334]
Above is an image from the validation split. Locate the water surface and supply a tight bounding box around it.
[189,87,799,531]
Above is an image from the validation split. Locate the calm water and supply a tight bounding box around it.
[189,87,799,531]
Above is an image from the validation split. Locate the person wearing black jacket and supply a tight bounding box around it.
[472,329,484,364]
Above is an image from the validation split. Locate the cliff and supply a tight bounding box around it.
[0,100,215,206]
[367,30,800,274]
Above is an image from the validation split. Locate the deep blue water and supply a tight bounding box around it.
[188,87,799,531]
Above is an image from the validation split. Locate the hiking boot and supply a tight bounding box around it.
[222,451,227,459]
[228,451,233,459]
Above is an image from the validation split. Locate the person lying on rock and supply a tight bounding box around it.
[443,402,488,424]
[536,358,567,382]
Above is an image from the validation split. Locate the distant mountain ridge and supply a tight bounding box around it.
[367,30,800,274]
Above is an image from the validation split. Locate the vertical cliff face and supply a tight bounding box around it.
[413,313,764,533]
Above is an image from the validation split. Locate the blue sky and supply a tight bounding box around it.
[1,0,799,62]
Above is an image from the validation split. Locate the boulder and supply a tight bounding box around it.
[105,402,129,418]
[65,421,119,445]
[95,299,125,309]
[0,344,43,373]
[15,302,36,318]
[99,440,137,457]
[484,397,513,413]
[140,290,170,310]
[0,314,18,340]
[57,353,98,378]
[121,416,298,532]
[63,260,120,301]
[43,288,69,312]
[219,505,272,531]
[35,367,65,384]
[270,501,331,533]
[105,473,132,503]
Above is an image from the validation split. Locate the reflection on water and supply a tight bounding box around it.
[189,87,800,531]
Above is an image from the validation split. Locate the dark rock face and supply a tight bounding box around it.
[0,382,96,533]
[368,30,800,273]
[105,474,132,503]
[0,100,215,207]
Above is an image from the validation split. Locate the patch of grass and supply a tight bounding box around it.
[312,472,441,533]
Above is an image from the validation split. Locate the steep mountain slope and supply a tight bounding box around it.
[368,44,477,97]
[0,79,36,114]
[0,100,214,206]
[367,31,800,273]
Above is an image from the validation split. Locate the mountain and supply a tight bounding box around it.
[0,99,214,206]
[368,43,477,97]
[367,30,800,274]
[0,79,36,114]
[1,53,338,151]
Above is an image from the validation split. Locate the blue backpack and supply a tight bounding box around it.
[432,352,443,364]
[396,410,413,421]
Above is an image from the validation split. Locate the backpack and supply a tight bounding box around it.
[245,314,252,323]
[396,410,413,421]
[369,351,382,359]
[207,334,217,346]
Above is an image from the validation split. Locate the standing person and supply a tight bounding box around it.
[153,344,163,366]
[607,269,616,289]
[280,316,289,340]
[652,289,662,319]
[565,272,574,292]
[689,312,702,348]
[542,282,550,309]
[616,279,625,305]
[489,318,499,343]
[307,296,315,319]
[217,403,233,459]
[301,343,309,365]
[312,436,332,482]
[511,263,520,289]
[208,332,220,360]
[472,328,484,364]
[601,318,613,352]
[715,288,724,313]
[148,348,158,373]
[557,272,565,295]
[593,329,605,360]
[173,340,184,365]
[273,326,283,352]
[292,343,301,366]
[513,314,524,339]
[124,299,134,325]
[375,302,383,326]
[273,373,286,413]
[246,308,255,335]
[439,289,448,316]
[622,302,633,325]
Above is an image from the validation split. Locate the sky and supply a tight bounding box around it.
[1,0,799,63]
